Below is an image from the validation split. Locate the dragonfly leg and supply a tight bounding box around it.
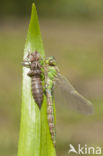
[27,71,34,77]
[22,61,30,68]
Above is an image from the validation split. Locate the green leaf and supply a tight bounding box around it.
[18,3,56,156]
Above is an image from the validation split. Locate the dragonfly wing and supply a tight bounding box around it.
[54,73,93,115]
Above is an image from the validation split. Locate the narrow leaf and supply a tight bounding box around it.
[18,3,56,156]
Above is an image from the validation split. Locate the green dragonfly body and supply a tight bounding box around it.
[45,57,57,146]
[23,52,93,147]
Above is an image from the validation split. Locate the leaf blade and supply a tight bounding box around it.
[18,3,56,156]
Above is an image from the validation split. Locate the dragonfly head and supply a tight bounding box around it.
[46,56,56,66]
[27,51,41,62]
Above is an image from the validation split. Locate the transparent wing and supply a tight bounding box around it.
[54,73,93,115]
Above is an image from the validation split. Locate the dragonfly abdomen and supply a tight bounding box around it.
[31,76,43,109]
[47,92,56,146]
[22,51,44,109]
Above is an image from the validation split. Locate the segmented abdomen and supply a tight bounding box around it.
[47,91,56,146]
[31,76,43,109]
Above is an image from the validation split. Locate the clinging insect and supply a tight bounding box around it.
[22,51,93,146]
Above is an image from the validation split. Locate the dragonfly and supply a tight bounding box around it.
[22,51,93,147]
[45,56,93,115]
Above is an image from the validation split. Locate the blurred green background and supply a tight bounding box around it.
[0,1,103,156]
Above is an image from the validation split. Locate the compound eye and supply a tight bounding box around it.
[27,54,34,62]
[30,55,34,61]
[49,59,56,66]
[49,60,53,64]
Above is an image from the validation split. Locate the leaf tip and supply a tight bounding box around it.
[32,2,36,11]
